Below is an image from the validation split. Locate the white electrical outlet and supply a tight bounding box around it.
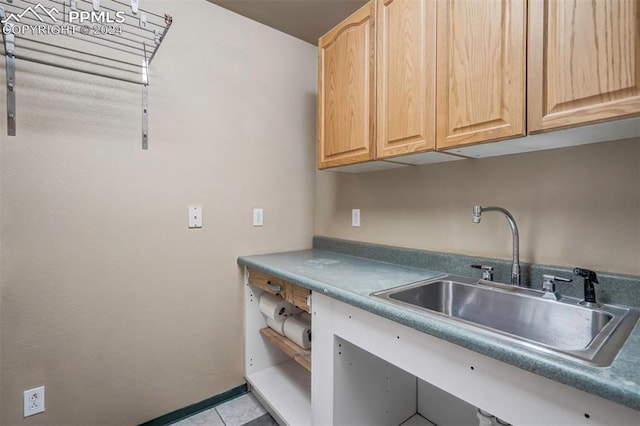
[188,206,202,228]
[352,209,361,227]
[23,386,45,417]
[253,208,264,227]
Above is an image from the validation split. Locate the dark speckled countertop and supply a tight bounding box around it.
[238,248,640,412]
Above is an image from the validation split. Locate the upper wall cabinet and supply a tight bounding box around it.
[435,0,527,150]
[376,0,436,158]
[317,0,639,170]
[317,2,376,169]
[528,0,640,132]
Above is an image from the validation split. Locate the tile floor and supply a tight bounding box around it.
[173,393,278,426]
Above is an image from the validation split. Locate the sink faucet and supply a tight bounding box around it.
[472,206,522,286]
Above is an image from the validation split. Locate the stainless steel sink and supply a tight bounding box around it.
[373,276,640,366]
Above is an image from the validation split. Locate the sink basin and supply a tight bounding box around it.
[373,277,640,366]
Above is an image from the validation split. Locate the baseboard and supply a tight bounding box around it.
[139,383,248,426]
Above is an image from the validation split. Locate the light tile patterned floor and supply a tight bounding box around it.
[173,393,278,426]
[173,408,225,426]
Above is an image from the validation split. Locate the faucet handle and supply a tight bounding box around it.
[542,274,572,289]
[542,275,572,300]
[471,264,494,281]
[543,274,572,283]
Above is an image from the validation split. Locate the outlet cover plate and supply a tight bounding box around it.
[23,386,45,417]
[253,208,264,227]
[352,209,361,227]
[188,206,203,228]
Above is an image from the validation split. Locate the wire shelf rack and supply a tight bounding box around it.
[0,0,173,148]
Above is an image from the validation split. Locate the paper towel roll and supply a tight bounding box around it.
[284,315,311,349]
[267,317,285,335]
[259,294,292,322]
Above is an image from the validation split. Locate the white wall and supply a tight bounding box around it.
[0,1,317,424]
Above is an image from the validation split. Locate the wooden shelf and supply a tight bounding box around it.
[260,327,311,372]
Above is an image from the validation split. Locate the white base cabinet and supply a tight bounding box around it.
[312,293,639,426]
[246,360,311,426]
[243,267,639,425]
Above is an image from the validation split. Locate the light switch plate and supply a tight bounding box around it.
[188,206,202,228]
[352,209,361,227]
[253,208,264,227]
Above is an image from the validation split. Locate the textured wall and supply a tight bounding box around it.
[316,138,640,276]
[0,1,316,424]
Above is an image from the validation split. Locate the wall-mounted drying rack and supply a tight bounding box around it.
[0,0,172,149]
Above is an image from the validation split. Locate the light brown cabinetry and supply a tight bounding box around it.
[317,1,375,169]
[318,0,526,167]
[528,0,640,132]
[436,0,526,149]
[376,0,436,158]
[317,0,639,170]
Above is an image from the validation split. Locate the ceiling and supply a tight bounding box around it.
[208,0,369,45]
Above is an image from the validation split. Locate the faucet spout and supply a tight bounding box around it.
[472,206,521,286]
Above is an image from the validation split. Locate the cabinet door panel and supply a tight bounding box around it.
[318,3,375,169]
[377,0,436,158]
[529,0,640,132]
[436,0,526,149]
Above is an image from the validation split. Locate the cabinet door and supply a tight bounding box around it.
[376,0,436,158]
[436,0,526,150]
[528,0,640,132]
[318,2,375,169]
